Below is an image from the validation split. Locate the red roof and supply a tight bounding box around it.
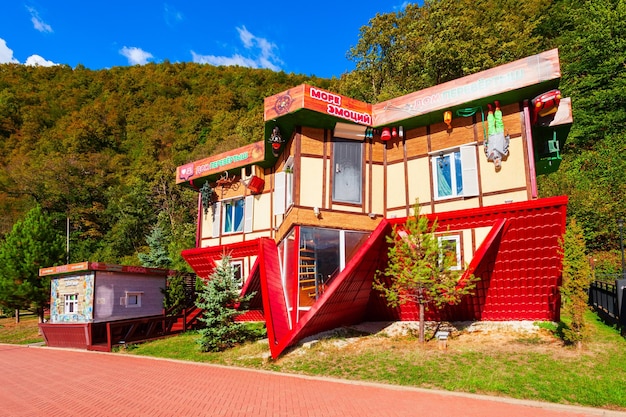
[181,196,568,358]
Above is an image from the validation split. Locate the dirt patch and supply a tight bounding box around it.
[293,321,582,359]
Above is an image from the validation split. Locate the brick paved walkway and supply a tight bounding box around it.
[1,343,624,417]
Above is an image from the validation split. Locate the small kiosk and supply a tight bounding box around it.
[39,262,176,351]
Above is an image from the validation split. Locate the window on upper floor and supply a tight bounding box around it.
[211,196,254,238]
[431,145,479,200]
[274,158,294,217]
[223,198,245,234]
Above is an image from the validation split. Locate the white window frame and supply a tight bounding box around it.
[273,159,294,217]
[231,259,244,288]
[431,145,479,200]
[64,293,78,314]
[222,197,245,234]
[438,235,462,271]
[123,291,143,308]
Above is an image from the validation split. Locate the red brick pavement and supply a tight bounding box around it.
[0,343,624,417]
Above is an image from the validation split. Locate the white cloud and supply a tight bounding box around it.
[120,46,154,65]
[0,38,57,66]
[0,38,19,64]
[163,4,183,27]
[25,54,58,67]
[191,26,282,71]
[26,6,53,33]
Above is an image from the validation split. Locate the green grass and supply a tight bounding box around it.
[122,312,626,411]
[3,311,626,411]
[0,313,45,344]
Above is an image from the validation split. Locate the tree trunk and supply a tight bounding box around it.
[419,302,425,344]
[15,308,20,324]
[37,306,44,323]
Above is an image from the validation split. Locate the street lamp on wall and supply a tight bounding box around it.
[619,218,625,279]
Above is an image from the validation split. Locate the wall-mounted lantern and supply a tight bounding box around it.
[443,110,453,129]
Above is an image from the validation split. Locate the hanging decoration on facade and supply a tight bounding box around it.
[443,110,453,130]
[531,89,561,126]
[268,126,284,157]
[216,171,240,191]
[380,126,404,141]
[484,101,510,170]
[381,127,391,141]
[199,181,215,216]
[241,175,265,195]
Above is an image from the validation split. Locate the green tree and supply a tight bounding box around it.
[560,218,593,348]
[0,205,65,323]
[374,203,479,343]
[161,273,189,316]
[538,0,626,259]
[138,225,172,268]
[195,254,255,352]
[342,0,551,102]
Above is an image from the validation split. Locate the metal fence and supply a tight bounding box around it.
[588,278,626,329]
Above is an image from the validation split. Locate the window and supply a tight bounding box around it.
[432,145,479,199]
[64,293,78,314]
[438,235,462,270]
[332,140,363,204]
[273,160,294,216]
[212,196,253,237]
[223,198,245,233]
[123,291,143,308]
[231,260,243,288]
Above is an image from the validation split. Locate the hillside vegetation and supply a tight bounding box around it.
[0,0,625,273]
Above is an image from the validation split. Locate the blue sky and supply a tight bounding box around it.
[0,1,411,79]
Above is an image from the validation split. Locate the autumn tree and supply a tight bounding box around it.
[0,205,65,323]
[374,203,479,343]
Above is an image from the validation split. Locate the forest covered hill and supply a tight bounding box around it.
[1,0,625,273]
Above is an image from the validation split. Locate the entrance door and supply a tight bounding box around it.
[332,140,362,204]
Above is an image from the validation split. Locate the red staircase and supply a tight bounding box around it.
[168,306,203,332]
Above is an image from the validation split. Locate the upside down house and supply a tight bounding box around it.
[177,49,572,358]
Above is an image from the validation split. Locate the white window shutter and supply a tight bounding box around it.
[244,195,254,233]
[212,202,221,238]
[273,171,286,215]
[460,145,479,197]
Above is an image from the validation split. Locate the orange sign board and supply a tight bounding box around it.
[373,49,562,126]
[265,84,372,125]
[39,261,170,276]
[176,141,265,184]
[39,262,89,276]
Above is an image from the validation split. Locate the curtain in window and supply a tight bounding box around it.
[437,155,453,197]
[224,199,245,233]
[454,151,463,195]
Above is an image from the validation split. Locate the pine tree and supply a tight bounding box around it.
[374,202,479,343]
[195,254,255,352]
[0,205,65,323]
[138,226,172,268]
[560,218,593,349]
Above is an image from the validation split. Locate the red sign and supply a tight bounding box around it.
[264,84,372,125]
[176,141,265,184]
